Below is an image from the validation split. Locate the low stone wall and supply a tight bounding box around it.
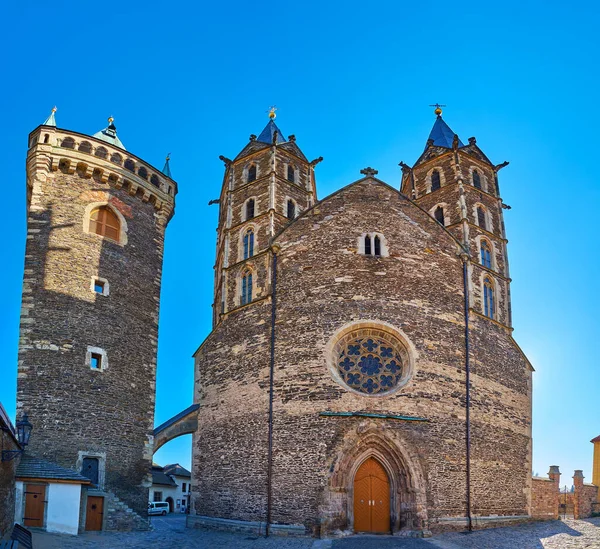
[187,515,305,537]
[531,474,559,520]
[573,472,598,520]
[0,404,20,537]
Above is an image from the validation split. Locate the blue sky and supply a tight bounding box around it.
[1,1,598,485]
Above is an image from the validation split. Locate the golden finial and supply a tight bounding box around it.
[429,103,446,117]
[51,106,57,113]
[108,115,114,124]
[166,153,171,161]
[267,105,278,120]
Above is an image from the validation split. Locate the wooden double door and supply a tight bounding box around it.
[353,457,391,533]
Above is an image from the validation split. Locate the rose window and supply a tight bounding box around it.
[333,328,410,395]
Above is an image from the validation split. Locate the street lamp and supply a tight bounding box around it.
[2,413,33,461]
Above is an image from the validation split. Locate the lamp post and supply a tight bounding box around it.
[2,413,33,461]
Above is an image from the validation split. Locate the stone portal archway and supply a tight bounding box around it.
[324,424,428,535]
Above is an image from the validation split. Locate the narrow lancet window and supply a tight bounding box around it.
[243,229,254,259]
[246,199,255,220]
[248,164,257,183]
[434,206,445,226]
[287,165,295,182]
[473,170,481,189]
[287,199,295,219]
[364,235,372,255]
[241,272,253,305]
[374,235,381,256]
[480,240,492,269]
[483,277,495,319]
[431,170,441,191]
[477,206,487,231]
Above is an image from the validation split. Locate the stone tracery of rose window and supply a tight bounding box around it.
[334,329,408,395]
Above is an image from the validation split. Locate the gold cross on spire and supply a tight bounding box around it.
[429,103,446,116]
[267,105,278,120]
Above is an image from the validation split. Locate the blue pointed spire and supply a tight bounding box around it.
[428,114,464,149]
[257,119,286,144]
[43,107,57,127]
[162,154,172,178]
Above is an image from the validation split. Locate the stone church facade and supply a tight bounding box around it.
[190,110,533,536]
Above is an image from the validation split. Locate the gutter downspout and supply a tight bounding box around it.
[266,247,279,537]
[462,255,473,532]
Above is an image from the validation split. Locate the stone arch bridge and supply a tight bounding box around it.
[153,404,199,453]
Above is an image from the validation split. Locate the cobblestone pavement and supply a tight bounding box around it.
[431,518,600,549]
[31,516,600,549]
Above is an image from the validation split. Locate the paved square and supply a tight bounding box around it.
[30,515,600,548]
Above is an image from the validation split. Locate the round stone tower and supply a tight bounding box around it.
[16,110,176,530]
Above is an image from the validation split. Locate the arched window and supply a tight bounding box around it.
[95,146,108,159]
[246,199,255,220]
[61,137,75,149]
[241,272,253,305]
[78,141,92,154]
[43,134,49,144]
[287,165,295,183]
[138,166,148,180]
[124,159,135,172]
[150,174,160,187]
[480,240,492,269]
[89,206,120,242]
[483,277,495,319]
[434,206,445,226]
[374,235,381,256]
[287,199,295,219]
[243,229,254,259]
[477,206,487,231]
[364,235,372,255]
[247,164,257,183]
[110,153,122,165]
[473,169,481,189]
[431,170,441,191]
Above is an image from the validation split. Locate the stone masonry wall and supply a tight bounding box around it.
[17,131,173,524]
[193,176,532,535]
[531,478,558,519]
[0,418,19,537]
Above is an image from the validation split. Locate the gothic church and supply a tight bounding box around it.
[190,108,532,536]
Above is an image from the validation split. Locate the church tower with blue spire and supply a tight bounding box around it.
[401,107,512,328]
[211,109,321,326]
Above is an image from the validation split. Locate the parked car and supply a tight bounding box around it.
[148,501,170,516]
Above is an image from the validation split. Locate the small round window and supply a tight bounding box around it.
[332,327,411,396]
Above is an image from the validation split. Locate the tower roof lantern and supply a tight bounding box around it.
[93,116,126,150]
[427,112,464,149]
[42,107,57,127]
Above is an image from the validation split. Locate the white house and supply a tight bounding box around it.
[149,463,191,513]
[14,454,91,535]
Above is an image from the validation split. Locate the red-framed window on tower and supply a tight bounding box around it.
[89,206,120,242]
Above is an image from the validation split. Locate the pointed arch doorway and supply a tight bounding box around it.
[353,457,391,533]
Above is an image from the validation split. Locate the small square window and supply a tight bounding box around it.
[94,280,105,294]
[90,353,102,369]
